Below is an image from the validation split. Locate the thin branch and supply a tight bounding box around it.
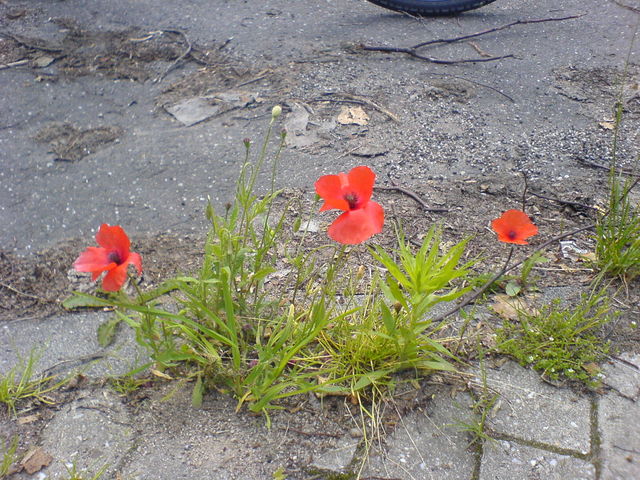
[0,30,63,52]
[0,59,28,70]
[361,44,513,65]
[412,14,585,49]
[155,29,192,82]
[528,190,599,212]
[41,354,107,376]
[431,246,514,325]
[610,0,640,13]
[577,158,640,178]
[520,172,528,212]
[376,172,449,212]
[360,14,583,65]
[0,282,55,303]
[375,186,449,212]
[433,73,515,103]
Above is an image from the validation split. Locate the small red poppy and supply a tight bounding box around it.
[491,210,539,245]
[74,224,142,291]
[314,166,384,244]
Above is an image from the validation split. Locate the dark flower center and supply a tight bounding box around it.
[507,230,518,240]
[344,192,359,210]
[108,251,122,265]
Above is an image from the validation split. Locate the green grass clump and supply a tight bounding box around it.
[495,290,616,387]
[0,436,19,479]
[595,174,640,282]
[62,462,107,480]
[65,111,477,422]
[0,350,67,416]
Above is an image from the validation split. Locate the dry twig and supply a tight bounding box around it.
[528,190,599,212]
[375,186,449,213]
[0,59,28,70]
[610,0,640,13]
[361,43,512,64]
[0,281,54,303]
[155,29,192,82]
[0,30,63,52]
[577,158,640,178]
[375,172,449,212]
[361,14,584,64]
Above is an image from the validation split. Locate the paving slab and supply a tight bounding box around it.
[35,391,134,480]
[0,311,147,378]
[480,439,595,480]
[601,353,640,402]
[362,389,476,480]
[310,435,359,474]
[480,361,592,454]
[117,385,357,480]
[599,386,640,480]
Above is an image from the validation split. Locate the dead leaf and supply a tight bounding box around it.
[7,9,28,20]
[20,447,53,474]
[150,368,173,380]
[583,362,601,376]
[491,294,538,321]
[284,103,317,148]
[17,414,39,424]
[467,41,492,58]
[165,91,256,127]
[165,97,221,127]
[579,251,597,263]
[33,56,55,68]
[337,106,369,126]
[598,121,615,130]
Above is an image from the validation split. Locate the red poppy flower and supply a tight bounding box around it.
[314,165,384,244]
[491,210,539,245]
[74,224,142,292]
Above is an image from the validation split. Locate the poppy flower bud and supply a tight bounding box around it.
[271,105,282,119]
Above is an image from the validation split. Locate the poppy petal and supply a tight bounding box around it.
[102,262,129,292]
[128,252,143,275]
[74,247,113,273]
[328,201,384,244]
[315,174,350,211]
[95,224,131,256]
[346,166,375,203]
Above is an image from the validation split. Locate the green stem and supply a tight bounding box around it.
[432,245,515,325]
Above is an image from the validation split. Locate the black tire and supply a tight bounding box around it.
[365,0,497,15]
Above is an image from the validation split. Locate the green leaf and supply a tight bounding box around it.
[97,315,122,347]
[353,369,391,390]
[272,467,287,480]
[380,302,397,336]
[416,359,456,372]
[192,375,204,408]
[505,281,521,297]
[62,293,110,309]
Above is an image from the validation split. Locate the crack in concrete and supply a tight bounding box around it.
[487,431,591,461]
[590,395,602,479]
